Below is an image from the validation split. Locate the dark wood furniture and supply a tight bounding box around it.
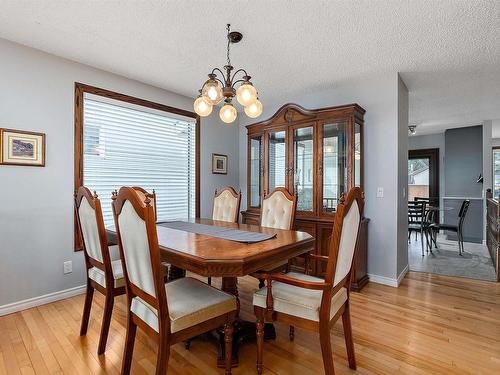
[429,200,470,256]
[242,103,369,290]
[74,82,200,251]
[408,200,427,256]
[486,190,500,281]
[111,187,237,375]
[74,186,126,355]
[253,187,364,375]
[106,217,314,367]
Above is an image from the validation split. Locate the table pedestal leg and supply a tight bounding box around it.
[216,277,276,368]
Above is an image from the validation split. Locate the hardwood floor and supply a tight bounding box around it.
[1,272,500,374]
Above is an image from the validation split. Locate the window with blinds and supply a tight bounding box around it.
[82,94,197,227]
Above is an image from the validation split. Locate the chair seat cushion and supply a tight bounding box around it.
[253,272,347,321]
[88,246,124,288]
[130,277,237,333]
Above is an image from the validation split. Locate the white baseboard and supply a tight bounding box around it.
[0,285,86,317]
[368,264,409,288]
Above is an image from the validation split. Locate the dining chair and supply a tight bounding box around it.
[252,187,364,375]
[429,199,470,255]
[132,186,157,221]
[111,187,238,375]
[408,200,427,256]
[258,188,297,276]
[208,187,242,285]
[74,186,126,355]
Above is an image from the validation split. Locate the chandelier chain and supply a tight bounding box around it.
[226,24,231,66]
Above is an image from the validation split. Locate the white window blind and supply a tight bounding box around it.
[83,94,196,227]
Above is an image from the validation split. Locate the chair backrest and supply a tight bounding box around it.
[212,187,241,223]
[458,199,470,225]
[260,188,297,230]
[132,186,157,222]
[324,187,364,289]
[74,186,112,283]
[408,201,426,225]
[112,187,169,331]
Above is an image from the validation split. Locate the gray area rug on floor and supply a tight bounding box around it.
[408,234,497,281]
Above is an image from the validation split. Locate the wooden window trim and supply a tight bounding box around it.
[74,82,200,251]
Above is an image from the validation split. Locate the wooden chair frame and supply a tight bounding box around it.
[253,187,364,375]
[74,186,126,355]
[111,187,236,375]
[132,186,158,222]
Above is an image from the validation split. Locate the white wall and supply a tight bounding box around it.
[239,73,403,283]
[0,38,239,307]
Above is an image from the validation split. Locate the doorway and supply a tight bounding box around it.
[408,148,439,205]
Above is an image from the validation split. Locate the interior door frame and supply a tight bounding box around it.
[408,148,440,205]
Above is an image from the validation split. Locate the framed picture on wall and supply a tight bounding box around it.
[212,153,228,174]
[0,128,46,167]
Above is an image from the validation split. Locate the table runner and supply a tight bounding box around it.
[157,221,277,243]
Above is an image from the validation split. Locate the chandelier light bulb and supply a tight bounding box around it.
[202,79,223,105]
[244,99,263,118]
[193,95,213,117]
[219,102,238,123]
[236,83,257,106]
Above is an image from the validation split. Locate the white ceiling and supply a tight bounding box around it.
[1,0,499,133]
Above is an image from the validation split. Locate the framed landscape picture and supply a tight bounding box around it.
[212,153,228,174]
[0,128,46,167]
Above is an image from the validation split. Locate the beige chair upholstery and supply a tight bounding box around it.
[261,190,295,230]
[213,189,239,222]
[88,250,125,288]
[131,277,237,333]
[333,200,360,286]
[253,272,347,321]
[77,197,104,262]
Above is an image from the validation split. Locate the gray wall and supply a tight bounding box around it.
[0,38,239,306]
[444,126,483,242]
[239,73,405,282]
[397,75,409,276]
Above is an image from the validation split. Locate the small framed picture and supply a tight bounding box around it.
[0,128,46,167]
[212,153,228,174]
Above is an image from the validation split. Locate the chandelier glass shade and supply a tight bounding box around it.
[193,24,263,124]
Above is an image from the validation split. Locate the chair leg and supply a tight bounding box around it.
[155,335,170,375]
[420,230,425,256]
[258,278,265,289]
[319,321,335,375]
[224,316,234,375]
[208,276,212,286]
[342,303,356,370]
[121,313,137,375]
[255,308,265,375]
[80,283,94,336]
[97,293,114,355]
[289,325,295,341]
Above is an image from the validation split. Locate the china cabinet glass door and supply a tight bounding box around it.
[354,122,362,187]
[320,121,348,213]
[249,135,263,208]
[292,125,314,212]
[267,130,287,192]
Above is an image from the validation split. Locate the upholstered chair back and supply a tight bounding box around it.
[75,187,105,263]
[213,187,241,223]
[325,188,364,288]
[132,186,157,222]
[113,189,158,298]
[260,188,297,230]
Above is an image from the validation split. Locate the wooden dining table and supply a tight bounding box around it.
[107,217,314,367]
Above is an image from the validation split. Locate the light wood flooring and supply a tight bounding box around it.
[1,272,500,374]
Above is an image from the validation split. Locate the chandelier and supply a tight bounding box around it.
[194,24,263,124]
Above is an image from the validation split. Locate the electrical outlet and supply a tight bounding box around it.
[377,187,384,198]
[63,261,72,274]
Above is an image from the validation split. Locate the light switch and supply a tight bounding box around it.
[377,187,384,198]
[63,261,72,274]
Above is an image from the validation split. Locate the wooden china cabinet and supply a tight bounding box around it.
[241,103,369,291]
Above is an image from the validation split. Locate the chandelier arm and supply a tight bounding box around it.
[211,67,228,82]
[231,79,248,89]
[230,68,249,83]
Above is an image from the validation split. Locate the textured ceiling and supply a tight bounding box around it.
[0,0,499,133]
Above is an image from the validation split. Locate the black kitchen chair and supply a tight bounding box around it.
[429,200,470,255]
[408,200,427,256]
